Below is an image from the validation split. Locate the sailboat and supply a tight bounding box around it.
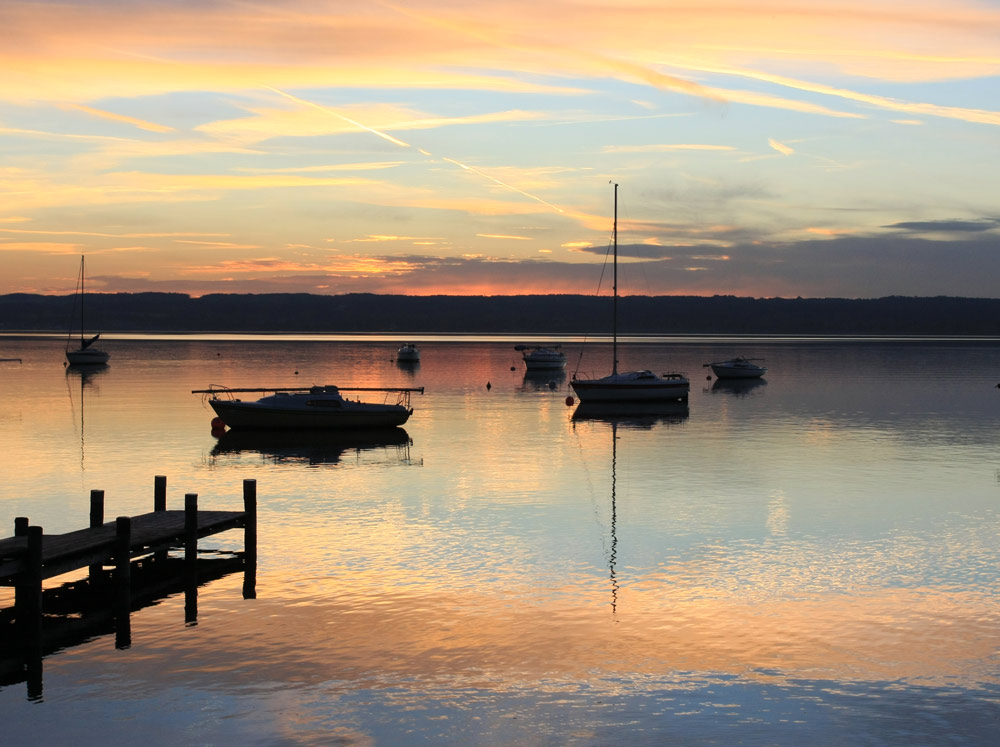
[65,256,110,366]
[570,184,688,403]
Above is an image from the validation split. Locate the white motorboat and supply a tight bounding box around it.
[515,345,566,370]
[192,385,423,430]
[705,356,767,379]
[571,184,689,403]
[65,256,109,366]
[396,343,420,362]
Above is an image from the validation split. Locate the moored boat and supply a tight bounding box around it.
[515,345,566,370]
[570,184,689,403]
[192,385,423,430]
[65,256,109,366]
[705,356,767,379]
[396,343,420,362]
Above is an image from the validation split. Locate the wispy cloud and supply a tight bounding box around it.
[768,138,795,156]
[64,104,175,133]
[602,144,736,154]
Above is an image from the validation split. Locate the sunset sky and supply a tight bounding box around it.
[2,0,999,298]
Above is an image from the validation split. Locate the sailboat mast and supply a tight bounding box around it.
[612,183,618,376]
[79,255,85,343]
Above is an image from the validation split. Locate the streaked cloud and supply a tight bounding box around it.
[602,144,737,154]
[64,104,175,133]
[768,138,795,156]
[884,219,1000,233]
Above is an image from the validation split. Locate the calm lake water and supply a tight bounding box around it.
[1,335,999,745]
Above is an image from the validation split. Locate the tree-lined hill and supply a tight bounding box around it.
[2,292,999,335]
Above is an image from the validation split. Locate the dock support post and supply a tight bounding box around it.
[153,475,168,563]
[114,517,132,649]
[89,489,105,528]
[89,489,105,581]
[14,516,28,536]
[242,479,257,600]
[17,526,43,698]
[184,494,198,624]
[154,475,166,512]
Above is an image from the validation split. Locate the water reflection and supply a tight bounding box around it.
[65,364,108,472]
[1,338,999,741]
[395,359,420,376]
[210,427,413,467]
[65,362,109,382]
[710,377,767,396]
[0,550,247,701]
[520,369,566,392]
[572,400,690,428]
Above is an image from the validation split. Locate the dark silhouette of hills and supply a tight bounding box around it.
[2,292,999,335]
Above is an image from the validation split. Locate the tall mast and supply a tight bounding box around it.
[612,183,618,375]
[80,255,85,343]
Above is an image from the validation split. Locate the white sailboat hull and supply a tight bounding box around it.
[707,357,767,379]
[396,344,420,361]
[571,372,689,402]
[66,347,109,366]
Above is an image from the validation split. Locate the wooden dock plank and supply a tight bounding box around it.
[0,509,246,583]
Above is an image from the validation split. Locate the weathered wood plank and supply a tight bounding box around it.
[0,510,246,583]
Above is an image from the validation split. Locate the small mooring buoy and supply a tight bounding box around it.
[510,366,516,371]
[548,380,557,390]
[486,381,492,390]
[565,395,575,406]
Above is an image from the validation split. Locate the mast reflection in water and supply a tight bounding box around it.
[572,401,690,615]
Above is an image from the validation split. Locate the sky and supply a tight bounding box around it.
[2,0,999,298]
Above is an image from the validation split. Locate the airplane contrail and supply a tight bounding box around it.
[264,86,564,214]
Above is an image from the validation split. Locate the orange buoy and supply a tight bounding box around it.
[565,396,574,406]
[211,416,226,430]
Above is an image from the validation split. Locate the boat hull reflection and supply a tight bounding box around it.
[711,378,767,396]
[572,401,689,427]
[211,427,412,466]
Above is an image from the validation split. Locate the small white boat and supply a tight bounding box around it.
[515,345,566,370]
[705,356,767,379]
[396,343,420,362]
[192,385,423,430]
[570,184,689,404]
[65,256,109,366]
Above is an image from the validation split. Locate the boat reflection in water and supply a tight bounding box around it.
[710,377,768,397]
[520,368,566,392]
[210,427,413,467]
[570,401,687,616]
[66,362,108,383]
[572,400,690,428]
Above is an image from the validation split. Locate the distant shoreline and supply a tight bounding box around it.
[3,292,1000,336]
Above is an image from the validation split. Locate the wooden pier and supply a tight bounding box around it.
[0,476,257,699]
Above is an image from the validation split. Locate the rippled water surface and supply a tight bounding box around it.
[2,336,998,745]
